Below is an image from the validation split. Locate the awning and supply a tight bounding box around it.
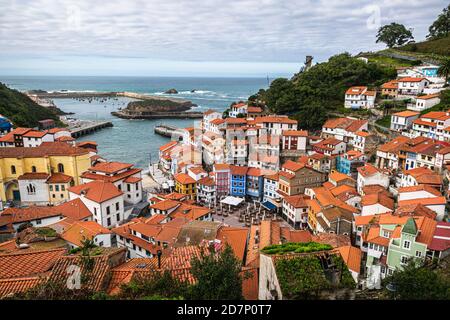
[220,196,244,207]
[261,201,277,211]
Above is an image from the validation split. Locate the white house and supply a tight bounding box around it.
[360,193,394,216]
[202,109,223,132]
[397,77,430,95]
[81,161,143,205]
[0,206,64,231]
[263,173,280,205]
[61,221,113,249]
[229,102,247,118]
[282,194,309,229]
[22,130,53,147]
[390,110,420,132]
[255,116,298,135]
[409,93,441,112]
[281,130,308,153]
[68,180,125,228]
[398,184,443,201]
[17,173,50,205]
[344,86,376,109]
[356,164,390,194]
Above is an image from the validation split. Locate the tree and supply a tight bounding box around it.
[118,270,189,300]
[438,57,450,86]
[189,244,244,300]
[427,4,450,40]
[383,260,450,300]
[376,23,414,48]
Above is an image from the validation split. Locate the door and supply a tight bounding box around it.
[12,190,20,201]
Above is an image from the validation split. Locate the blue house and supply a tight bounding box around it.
[230,165,248,197]
[246,168,264,201]
[335,150,366,180]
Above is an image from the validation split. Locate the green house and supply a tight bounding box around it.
[386,217,427,274]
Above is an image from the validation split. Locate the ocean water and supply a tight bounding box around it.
[0,76,273,168]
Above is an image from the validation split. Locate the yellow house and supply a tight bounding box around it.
[174,173,196,200]
[0,142,91,202]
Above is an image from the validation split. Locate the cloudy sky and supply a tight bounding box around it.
[0,0,447,77]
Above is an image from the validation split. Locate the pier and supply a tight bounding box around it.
[70,121,113,138]
[154,124,184,139]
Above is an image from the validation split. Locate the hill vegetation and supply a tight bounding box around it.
[249,53,396,130]
[397,35,450,57]
[0,82,63,128]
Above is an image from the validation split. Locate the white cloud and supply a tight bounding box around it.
[0,0,446,75]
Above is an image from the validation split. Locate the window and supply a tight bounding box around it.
[116,213,120,222]
[57,163,64,173]
[55,185,59,192]
[11,165,16,174]
[106,206,110,215]
[49,185,53,191]
[116,202,119,210]
[26,184,36,195]
[98,241,103,247]
[401,256,408,264]
[403,240,411,249]
[107,217,111,226]
[61,185,65,191]
[415,251,422,258]
[31,166,37,173]
[127,184,131,192]
[36,219,42,225]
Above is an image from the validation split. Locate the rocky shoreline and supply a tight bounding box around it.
[111,110,203,119]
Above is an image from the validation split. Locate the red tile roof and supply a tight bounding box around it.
[46,173,73,184]
[89,162,133,174]
[0,142,89,158]
[68,180,123,203]
[0,248,66,279]
[61,221,111,247]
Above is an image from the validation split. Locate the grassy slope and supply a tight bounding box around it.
[0,82,63,128]
[397,36,450,57]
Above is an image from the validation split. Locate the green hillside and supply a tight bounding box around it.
[249,53,396,130]
[397,35,450,57]
[0,82,63,128]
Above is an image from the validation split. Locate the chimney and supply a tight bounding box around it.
[157,249,162,268]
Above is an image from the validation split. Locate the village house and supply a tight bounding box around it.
[356,163,390,194]
[409,93,441,112]
[381,80,398,98]
[68,180,125,228]
[230,165,248,198]
[196,175,216,205]
[158,141,178,172]
[335,150,366,179]
[202,109,223,132]
[353,131,376,154]
[0,142,91,203]
[281,130,308,154]
[229,102,247,118]
[278,160,326,196]
[411,111,450,141]
[360,193,394,216]
[322,117,368,144]
[344,86,376,109]
[254,116,298,135]
[212,163,230,198]
[246,168,264,201]
[81,161,143,205]
[390,110,420,132]
[400,166,442,189]
[397,77,430,96]
[375,136,411,170]
[61,220,113,249]
[282,194,308,229]
[174,173,197,200]
[263,173,281,209]
[312,137,346,156]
